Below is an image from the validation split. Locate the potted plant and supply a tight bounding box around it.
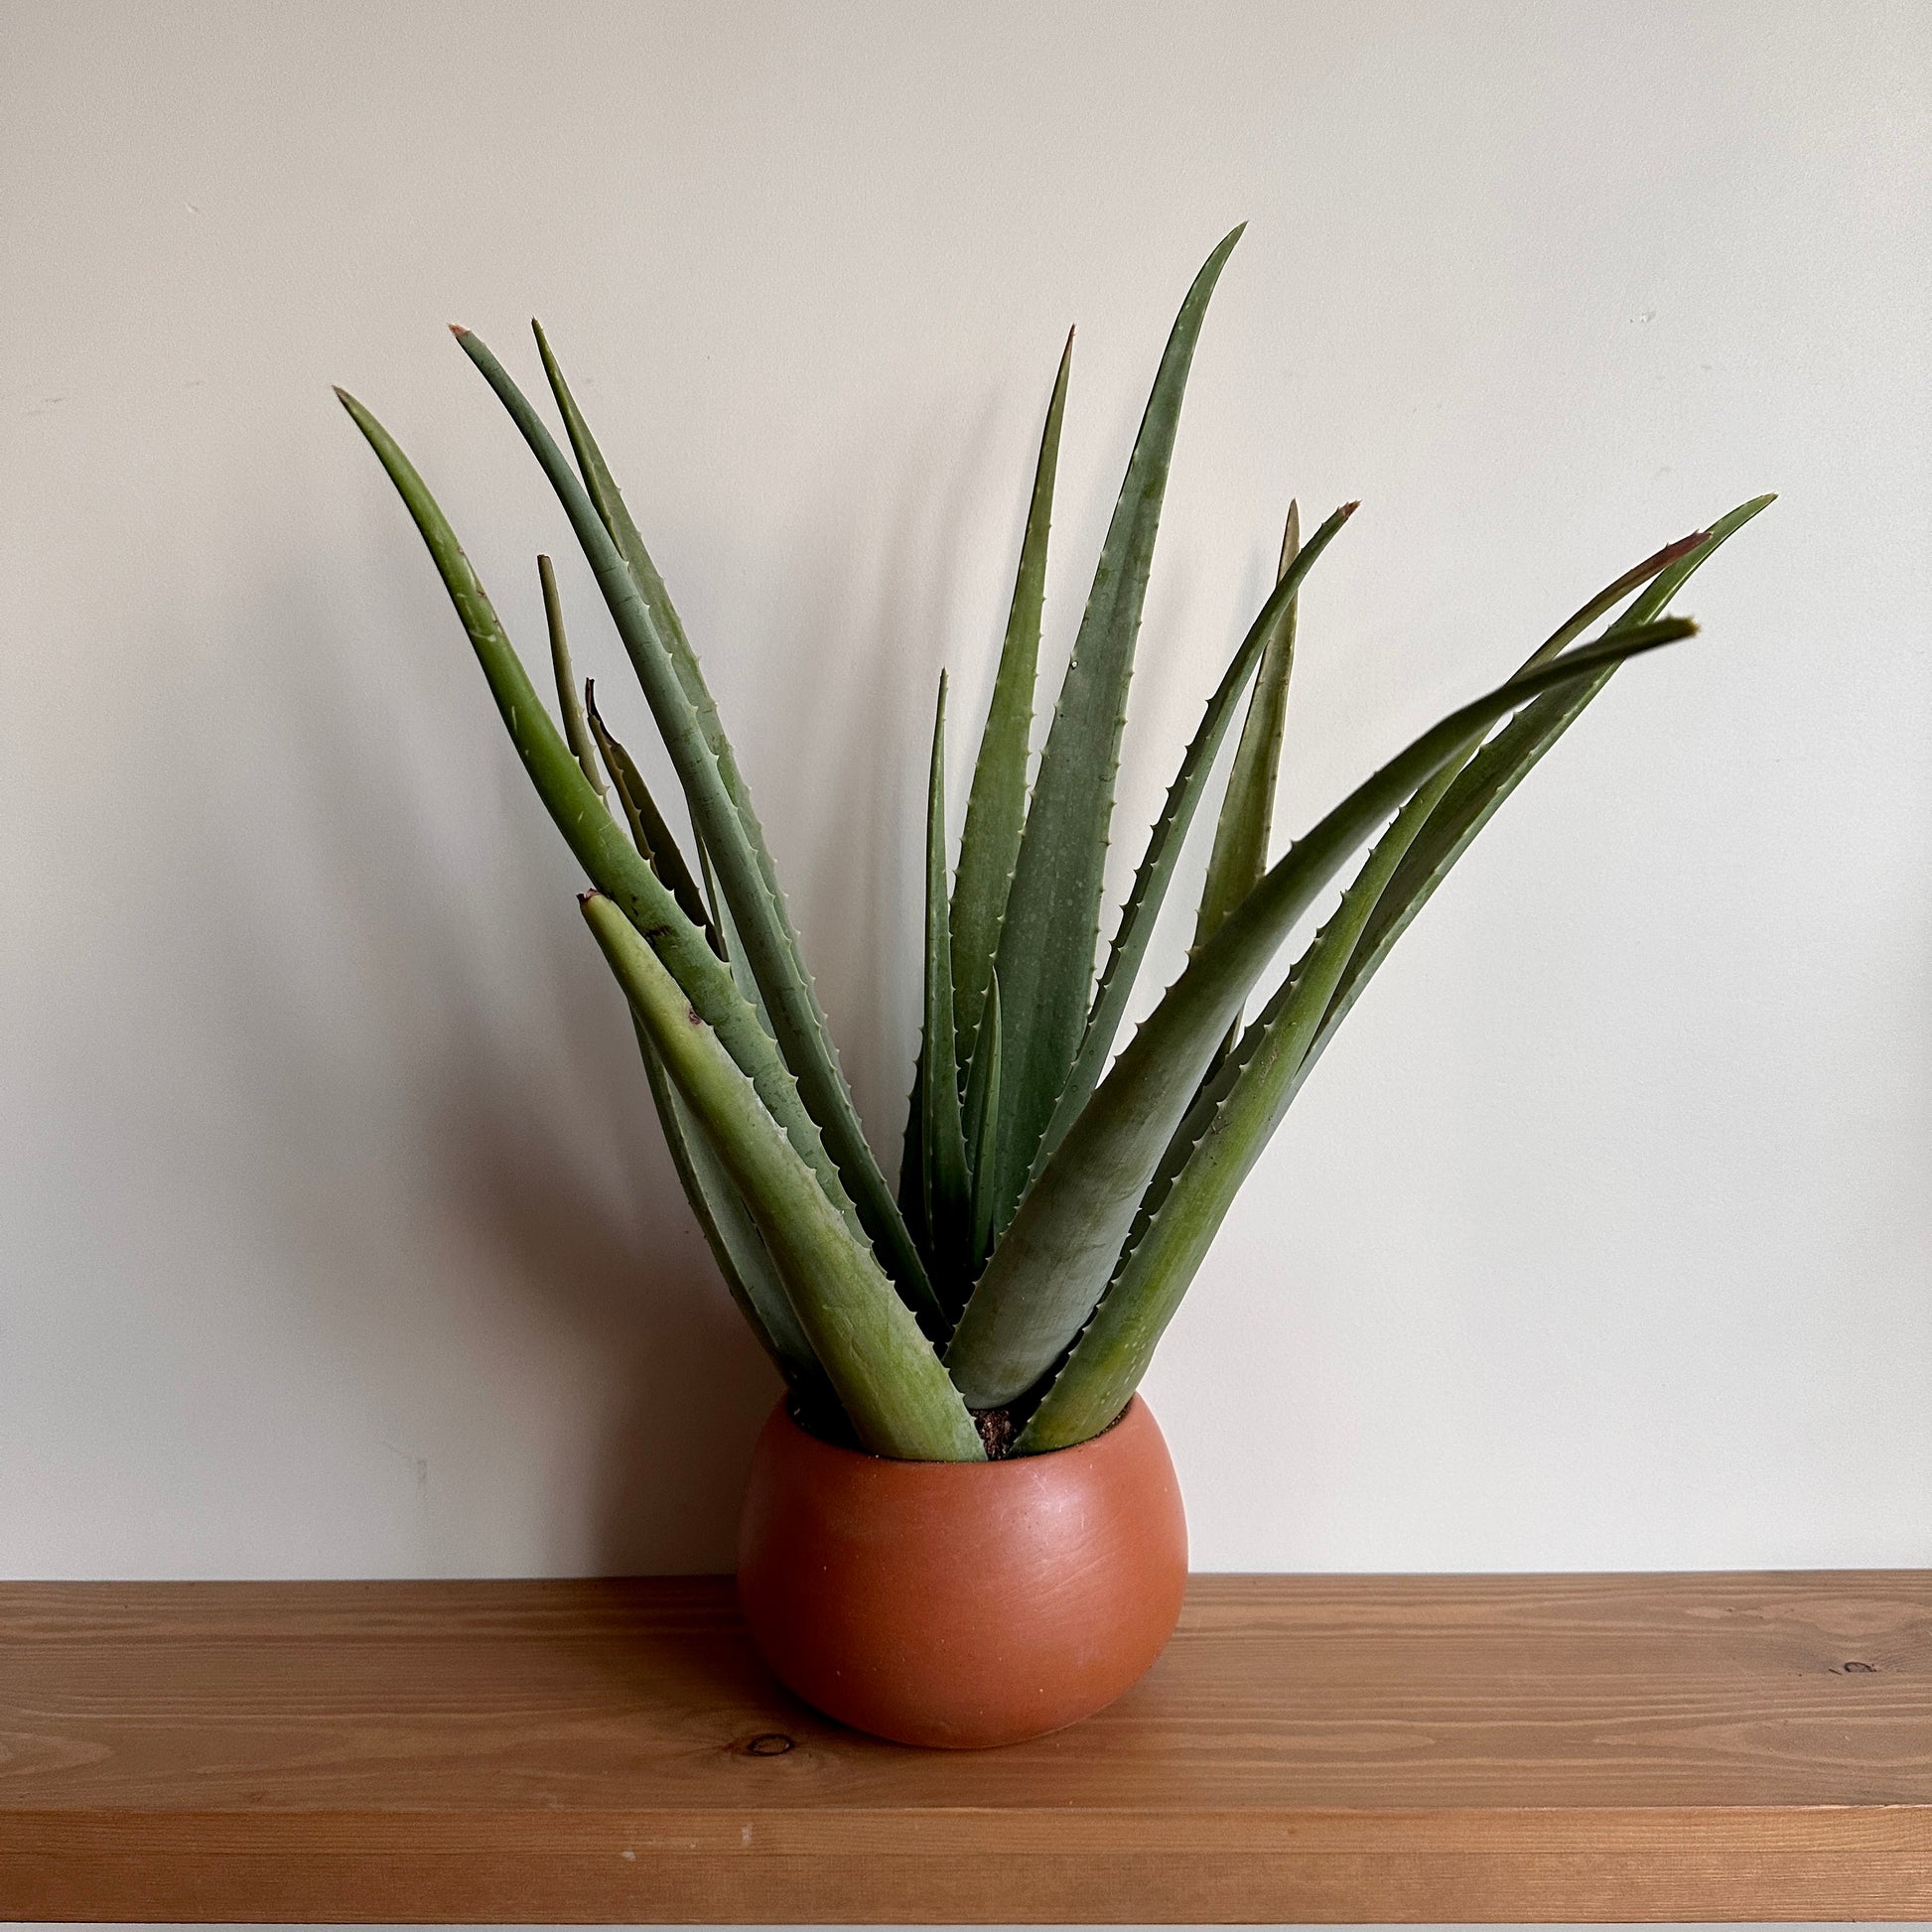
[338,228,1768,1748]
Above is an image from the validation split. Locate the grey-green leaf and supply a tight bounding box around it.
[453,327,940,1330]
[336,387,864,1254]
[944,618,1695,1409]
[920,675,972,1307]
[583,894,982,1461]
[539,554,606,798]
[950,327,1073,1065]
[963,973,1005,1270]
[981,226,1246,1240]
[583,681,713,937]
[697,833,775,1039]
[1194,500,1301,954]
[1115,526,1725,1287]
[1021,503,1774,1446]
[1019,730,1476,1451]
[534,319,823,1011]
[1037,500,1356,1169]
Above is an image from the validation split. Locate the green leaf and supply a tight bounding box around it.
[897,1044,928,1256]
[920,675,972,1308]
[583,681,713,937]
[949,328,1073,1065]
[1194,500,1301,954]
[534,319,826,1023]
[943,618,1695,1408]
[1167,519,1752,1258]
[1017,751,1449,1451]
[583,894,983,1461]
[452,327,941,1332]
[629,1012,831,1410]
[335,386,866,1253]
[538,554,606,798]
[981,226,1246,1240]
[1020,502,1774,1447]
[1036,500,1356,1169]
[696,833,775,1039]
[963,972,1004,1270]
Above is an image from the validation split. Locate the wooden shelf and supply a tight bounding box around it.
[1,1572,1927,1922]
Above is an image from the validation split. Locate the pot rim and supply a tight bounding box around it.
[772,1392,1146,1473]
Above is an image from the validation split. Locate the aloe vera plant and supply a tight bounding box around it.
[340,231,1769,1461]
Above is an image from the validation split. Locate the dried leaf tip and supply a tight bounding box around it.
[448,324,471,340]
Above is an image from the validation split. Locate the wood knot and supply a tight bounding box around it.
[740,1731,795,1756]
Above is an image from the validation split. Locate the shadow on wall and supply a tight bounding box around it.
[171,384,989,1571]
[156,551,762,1574]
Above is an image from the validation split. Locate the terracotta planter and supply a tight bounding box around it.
[736,1395,1186,1747]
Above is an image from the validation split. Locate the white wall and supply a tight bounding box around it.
[4,0,1928,1580]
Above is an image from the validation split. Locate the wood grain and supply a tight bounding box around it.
[0,1572,1926,1920]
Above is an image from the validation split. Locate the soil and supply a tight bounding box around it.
[785,1392,1020,1458]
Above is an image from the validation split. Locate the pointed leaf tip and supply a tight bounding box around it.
[448,323,470,339]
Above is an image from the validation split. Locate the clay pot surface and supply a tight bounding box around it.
[736,1395,1186,1748]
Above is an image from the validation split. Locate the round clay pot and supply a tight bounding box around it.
[736,1395,1186,1748]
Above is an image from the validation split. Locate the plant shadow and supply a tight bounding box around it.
[194,372,1014,1578]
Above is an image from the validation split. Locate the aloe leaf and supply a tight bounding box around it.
[584,894,983,1461]
[963,973,1004,1267]
[629,1013,830,1408]
[1043,520,1730,1311]
[534,320,823,1012]
[1020,504,1772,1446]
[944,618,1694,1408]
[538,554,607,798]
[949,328,1073,1063]
[1194,500,1301,954]
[696,835,775,1039]
[336,387,866,1250]
[452,328,940,1330]
[919,675,973,1307]
[1167,519,1745,1209]
[583,681,712,936]
[897,1044,929,1254]
[1017,757,1448,1451]
[1518,528,1714,670]
[982,226,1246,1239]
[1037,500,1356,1167]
